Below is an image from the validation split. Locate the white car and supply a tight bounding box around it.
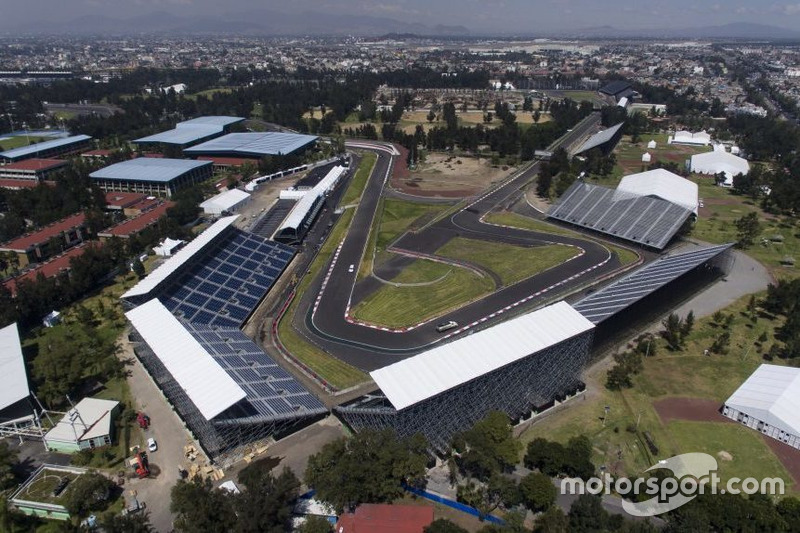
[348,264,355,273]
[147,438,158,452]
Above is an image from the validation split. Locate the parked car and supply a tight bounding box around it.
[147,438,157,452]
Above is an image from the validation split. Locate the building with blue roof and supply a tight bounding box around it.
[90,158,213,197]
[184,132,318,158]
[133,116,244,149]
[0,135,92,163]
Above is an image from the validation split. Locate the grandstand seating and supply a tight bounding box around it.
[156,228,294,328]
[548,181,693,250]
[185,324,326,420]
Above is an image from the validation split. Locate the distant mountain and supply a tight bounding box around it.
[560,22,800,40]
[0,10,471,37]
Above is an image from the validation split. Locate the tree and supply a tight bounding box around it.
[305,429,428,513]
[235,466,300,533]
[100,512,156,533]
[519,472,556,513]
[682,310,695,337]
[132,258,146,279]
[454,411,522,480]
[0,442,18,491]
[534,506,569,533]
[425,518,469,533]
[606,364,633,390]
[568,494,619,533]
[427,109,436,123]
[63,472,116,517]
[171,476,237,533]
[735,212,761,249]
[533,110,541,123]
[297,515,333,533]
[662,313,685,350]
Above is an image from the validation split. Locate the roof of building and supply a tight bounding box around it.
[3,244,96,295]
[335,504,434,533]
[0,212,86,252]
[0,178,49,189]
[184,132,318,157]
[0,323,30,411]
[122,215,238,299]
[90,157,212,183]
[575,122,624,154]
[0,158,67,172]
[617,169,699,211]
[104,192,148,209]
[98,202,174,238]
[278,166,345,233]
[125,299,247,420]
[572,243,733,324]
[199,189,250,212]
[44,398,120,444]
[133,116,244,146]
[725,364,800,438]
[599,80,632,96]
[371,302,594,411]
[0,135,92,160]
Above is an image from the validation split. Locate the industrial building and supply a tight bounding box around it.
[0,135,92,163]
[723,364,800,450]
[184,132,318,158]
[133,116,244,149]
[123,216,326,462]
[337,302,594,452]
[43,398,120,453]
[90,158,213,197]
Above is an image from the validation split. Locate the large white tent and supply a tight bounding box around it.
[723,364,800,449]
[616,168,699,213]
[690,151,750,186]
[670,130,711,146]
[200,188,251,216]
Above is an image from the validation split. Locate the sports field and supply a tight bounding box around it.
[0,135,50,150]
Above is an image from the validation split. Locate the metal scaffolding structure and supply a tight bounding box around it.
[337,330,593,453]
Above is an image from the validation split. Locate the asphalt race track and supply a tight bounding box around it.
[289,114,629,370]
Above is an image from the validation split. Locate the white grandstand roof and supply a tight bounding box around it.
[725,364,800,437]
[617,169,699,212]
[371,302,594,411]
[122,215,239,299]
[199,188,250,212]
[278,166,345,233]
[576,122,624,154]
[0,323,30,411]
[126,299,247,420]
[690,151,750,179]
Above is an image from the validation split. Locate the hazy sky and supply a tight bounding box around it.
[4,0,800,32]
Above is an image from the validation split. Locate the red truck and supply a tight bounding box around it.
[136,412,150,429]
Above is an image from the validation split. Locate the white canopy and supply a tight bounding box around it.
[725,364,800,438]
[126,299,246,420]
[0,323,30,411]
[200,189,250,215]
[371,302,594,411]
[617,169,698,212]
[690,151,750,184]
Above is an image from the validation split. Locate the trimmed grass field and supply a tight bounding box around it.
[519,293,797,492]
[340,152,377,206]
[437,237,579,286]
[483,211,640,267]
[0,135,50,150]
[351,259,493,328]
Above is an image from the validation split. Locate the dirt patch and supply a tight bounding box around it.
[653,397,730,424]
[763,437,800,489]
[717,450,733,461]
[391,153,510,198]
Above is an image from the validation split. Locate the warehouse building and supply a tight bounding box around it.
[723,364,800,450]
[184,132,318,158]
[90,158,213,197]
[133,116,244,149]
[337,302,594,452]
[0,135,92,163]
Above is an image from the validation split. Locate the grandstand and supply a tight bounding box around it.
[337,302,595,452]
[134,116,244,149]
[274,166,346,244]
[572,243,734,324]
[123,217,326,462]
[0,135,92,163]
[573,122,624,156]
[127,300,326,460]
[184,132,318,158]
[547,180,693,250]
